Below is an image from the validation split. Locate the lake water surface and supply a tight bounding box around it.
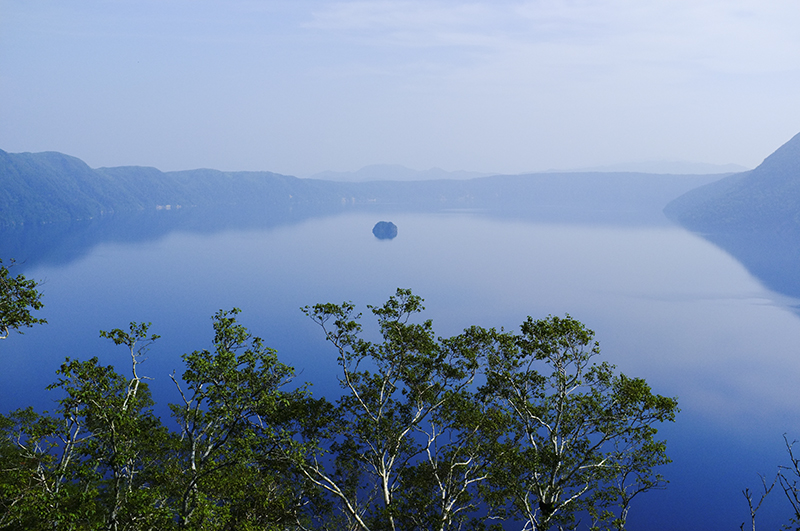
[3,209,800,530]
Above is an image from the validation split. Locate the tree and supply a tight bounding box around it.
[0,323,170,530]
[0,292,678,530]
[482,315,678,531]
[0,258,46,340]
[741,435,800,531]
[0,309,323,530]
[92,322,172,530]
[299,289,511,531]
[0,406,73,529]
[777,436,800,530]
[168,307,316,529]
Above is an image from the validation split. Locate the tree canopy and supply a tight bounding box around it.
[0,258,46,340]
[0,288,679,530]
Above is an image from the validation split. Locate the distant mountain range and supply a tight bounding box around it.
[0,148,734,229]
[5,139,800,301]
[665,131,800,232]
[312,162,748,182]
[310,164,490,181]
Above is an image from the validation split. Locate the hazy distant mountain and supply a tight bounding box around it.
[0,149,345,227]
[556,160,749,175]
[314,162,746,182]
[0,148,720,228]
[664,131,800,231]
[310,164,491,182]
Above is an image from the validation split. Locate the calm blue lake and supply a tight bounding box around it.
[3,209,799,529]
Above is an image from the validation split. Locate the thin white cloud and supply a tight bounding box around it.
[305,0,800,74]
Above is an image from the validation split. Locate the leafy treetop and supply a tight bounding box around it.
[0,258,46,340]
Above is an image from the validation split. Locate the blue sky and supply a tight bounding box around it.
[1,0,799,176]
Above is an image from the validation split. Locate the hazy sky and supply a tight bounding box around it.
[1,1,799,176]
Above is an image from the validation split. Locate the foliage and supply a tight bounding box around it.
[167,308,317,529]
[0,323,171,530]
[0,258,46,340]
[481,315,678,531]
[299,291,677,531]
[0,290,678,530]
[300,289,513,531]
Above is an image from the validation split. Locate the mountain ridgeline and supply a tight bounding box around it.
[0,149,348,227]
[665,131,800,232]
[664,131,800,301]
[0,149,722,229]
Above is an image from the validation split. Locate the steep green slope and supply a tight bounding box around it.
[0,151,345,227]
[0,150,117,225]
[665,131,800,232]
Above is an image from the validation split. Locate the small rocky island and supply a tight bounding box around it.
[372,221,398,240]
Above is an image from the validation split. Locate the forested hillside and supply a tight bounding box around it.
[664,131,800,232]
[0,149,348,227]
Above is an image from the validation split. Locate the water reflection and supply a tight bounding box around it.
[1,192,701,276]
[698,229,800,303]
[1,204,349,272]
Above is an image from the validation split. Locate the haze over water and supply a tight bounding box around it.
[3,209,799,530]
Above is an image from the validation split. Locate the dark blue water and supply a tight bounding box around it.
[3,210,799,529]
